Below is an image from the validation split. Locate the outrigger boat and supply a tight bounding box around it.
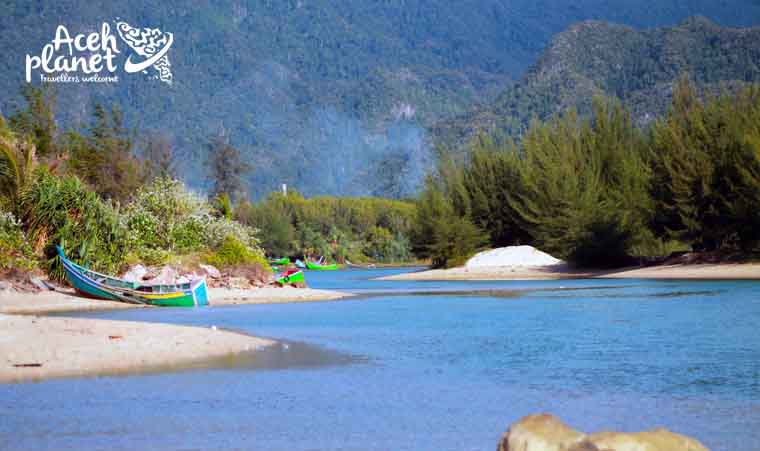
[57,246,208,307]
[275,269,305,286]
[305,261,340,271]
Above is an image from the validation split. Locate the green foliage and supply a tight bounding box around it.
[424,80,760,267]
[439,18,760,156]
[650,78,760,251]
[207,135,250,203]
[508,99,653,266]
[363,226,412,263]
[20,169,127,279]
[124,177,262,255]
[242,191,416,263]
[412,177,486,267]
[203,235,270,271]
[0,211,36,271]
[65,104,147,204]
[0,121,36,215]
[8,85,57,158]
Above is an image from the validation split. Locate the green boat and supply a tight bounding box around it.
[305,261,340,271]
[275,269,305,286]
[269,257,291,266]
[57,246,208,307]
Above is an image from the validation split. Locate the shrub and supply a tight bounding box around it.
[124,177,262,254]
[203,235,270,271]
[0,211,36,271]
[20,170,128,279]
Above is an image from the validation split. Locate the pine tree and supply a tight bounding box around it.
[207,133,251,203]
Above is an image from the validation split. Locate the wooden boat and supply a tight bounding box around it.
[57,246,208,307]
[305,261,340,271]
[275,269,305,286]
[270,257,291,266]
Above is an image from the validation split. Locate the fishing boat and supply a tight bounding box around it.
[305,261,340,271]
[269,257,291,266]
[275,269,305,286]
[57,246,208,307]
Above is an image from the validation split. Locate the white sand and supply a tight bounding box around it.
[466,246,563,268]
[209,287,353,306]
[0,287,353,315]
[380,263,760,281]
[0,314,274,383]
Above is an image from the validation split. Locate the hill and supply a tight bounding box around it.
[1,2,760,197]
[435,17,760,153]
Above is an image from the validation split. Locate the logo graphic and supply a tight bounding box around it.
[115,21,173,85]
[25,20,173,85]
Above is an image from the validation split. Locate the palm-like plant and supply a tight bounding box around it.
[0,130,37,215]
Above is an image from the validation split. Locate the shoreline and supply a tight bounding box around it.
[0,286,354,315]
[378,263,760,281]
[0,314,274,383]
[0,286,353,383]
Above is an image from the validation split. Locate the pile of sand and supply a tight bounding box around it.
[465,246,563,268]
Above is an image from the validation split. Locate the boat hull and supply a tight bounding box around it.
[275,270,305,286]
[305,261,340,271]
[58,247,208,307]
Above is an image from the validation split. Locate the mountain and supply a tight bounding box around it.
[435,17,760,153]
[1,2,760,197]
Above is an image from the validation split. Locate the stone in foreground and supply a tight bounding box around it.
[497,414,708,451]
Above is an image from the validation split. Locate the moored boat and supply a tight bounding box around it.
[57,246,208,307]
[305,261,340,271]
[275,269,305,286]
[270,257,291,266]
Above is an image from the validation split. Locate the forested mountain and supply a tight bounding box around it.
[1,1,759,197]
[436,17,760,154]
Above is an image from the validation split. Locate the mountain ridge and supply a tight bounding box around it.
[434,16,760,153]
[2,2,760,197]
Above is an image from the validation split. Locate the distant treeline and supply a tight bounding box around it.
[237,192,416,263]
[414,77,760,268]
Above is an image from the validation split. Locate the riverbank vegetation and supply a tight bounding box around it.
[416,78,760,267]
[0,87,271,281]
[238,192,416,263]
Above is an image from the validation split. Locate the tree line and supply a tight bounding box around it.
[413,77,760,268]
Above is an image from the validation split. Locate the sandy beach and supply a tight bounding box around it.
[0,314,274,383]
[0,286,353,383]
[379,263,760,281]
[208,286,354,306]
[0,286,354,315]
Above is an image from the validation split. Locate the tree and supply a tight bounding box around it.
[649,78,760,251]
[0,117,37,215]
[207,133,250,203]
[9,85,57,158]
[506,98,652,266]
[65,104,147,203]
[142,132,176,180]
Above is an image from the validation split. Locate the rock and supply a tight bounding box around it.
[122,265,147,283]
[498,414,585,451]
[143,266,179,285]
[497,414,708,451]
[198,264,221,279]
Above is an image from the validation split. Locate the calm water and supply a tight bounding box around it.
[2,268,760,450]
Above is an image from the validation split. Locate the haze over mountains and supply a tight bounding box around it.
[1,1,759,198]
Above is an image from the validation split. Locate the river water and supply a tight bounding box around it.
[2,268,759,450]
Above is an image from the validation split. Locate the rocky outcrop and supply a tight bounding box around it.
[497,414,708,451]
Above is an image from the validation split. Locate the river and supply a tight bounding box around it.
[2,268,759,450]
